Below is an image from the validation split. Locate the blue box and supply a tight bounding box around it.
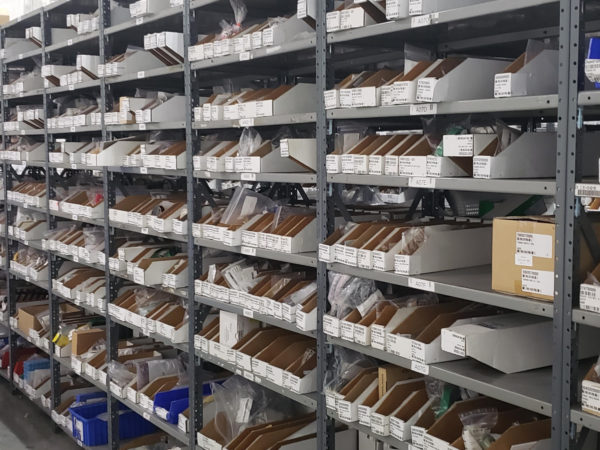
[69,402,156,446]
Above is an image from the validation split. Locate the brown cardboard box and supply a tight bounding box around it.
[492,216,555,300]
[490,215,600,302]
[71,328,106,356]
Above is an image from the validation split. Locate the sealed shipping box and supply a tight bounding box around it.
[492,217,555,301]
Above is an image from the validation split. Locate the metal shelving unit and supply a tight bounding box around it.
[0,0,595,449]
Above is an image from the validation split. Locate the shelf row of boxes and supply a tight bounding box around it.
[196,258,317,332]
[325,51,557,110]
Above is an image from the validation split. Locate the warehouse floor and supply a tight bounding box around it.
[0,379,78,449]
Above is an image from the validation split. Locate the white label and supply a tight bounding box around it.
[409,0,423,14]
[581,284,600,313]
[242,309,253,318]
[239,52,252,61]
[241,246,256,256]
[582,381,600,413]
[137,71,145,79]
[136,17,144,25]
[494,73,512,98]
[239,118,254,127]
[411,14,431,27]
[410,103,437,115]
[521,269,554,297]
[241,173,256,181]
[515,253,533,267]
[515,232,553,258]
[411,360,429,375]
[440,329,466,357]
[409,177,435,188]
[139,123,146,130]
[408,277,435,292]
[68,39,73,46]
[141,227,149,234]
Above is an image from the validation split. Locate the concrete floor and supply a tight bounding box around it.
[0,378,78,450]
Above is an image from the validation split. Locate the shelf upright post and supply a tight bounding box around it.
[554,0,584,448]
[41,7,61,412]
[183,1,209,445]
[316,0,336,448]
[99,1,119,448]
[0,18,15,388]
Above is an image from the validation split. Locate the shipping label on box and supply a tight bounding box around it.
[581,284,600,313]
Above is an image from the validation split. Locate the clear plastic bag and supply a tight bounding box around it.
[422,116,471,156]
[327,272,377,318]
[460,408,499,450]
[107,361,135,387]
[218,0,248,39]
[397,227,426,256]
[238,127,263,157]
[324,347,376,393]
[135,358,184,389]
[220,187,276,226]
[425,378,462,419]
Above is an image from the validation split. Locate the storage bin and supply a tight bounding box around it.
[23,358,49,383]
[153,386,188,424]
[69,401,156,446]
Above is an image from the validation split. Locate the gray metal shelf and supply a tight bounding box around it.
[571,409,600,433]
[45,32,100,54]
[4,129,45,136]
[328,336,552,416]
[327,95,558,120]
[327,0,558,44]
[191,37,316,72]
[328,174,556,195]
[194,171,316,184]
[197,347,319,409]
[106,65,183,85]
[46,79,101,95]
[327,410,409,450]
[48,125,102,134]
[105,6,184,36]
[51,210,105,227]
[194,237,318,267]
[328,263,554,317]
[107,121,185,132]
[110,221,186,243]
[578,90,600,106]
[572,309,600,327]
[4,48,42,64]
[196,294,317,338]
[3,88,45,101]
[193,112,316,130]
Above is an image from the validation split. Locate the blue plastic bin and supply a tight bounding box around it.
[23,358,49,383]
[69,402,156,446]
[588,37,600,88]
[153,387,189,424]
[75,391,106,403]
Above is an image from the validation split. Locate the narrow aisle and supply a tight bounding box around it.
[0,379,78,450]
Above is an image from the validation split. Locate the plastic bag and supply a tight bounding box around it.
[327,272,377,318]
[107,361,135,387]
[211,376,268,443]
[422,116,471,156]
[135,358,184,389]
[281,281,317,307]
[218,0,248,40]
[238,127,263,157]
[219,187,276,226]
[460,408,499,450]
[397,227,426,256]
[324,347,376,394]
[425,378,461,419]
